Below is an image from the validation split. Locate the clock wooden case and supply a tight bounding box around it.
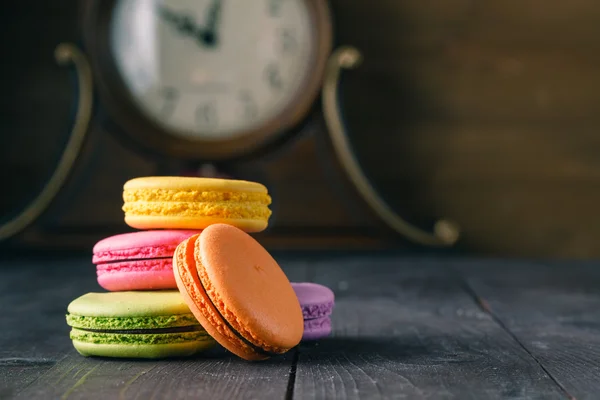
[81,0,332,161]
[5,0,600,258]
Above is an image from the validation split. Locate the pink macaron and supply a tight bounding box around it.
[93,230,201,291]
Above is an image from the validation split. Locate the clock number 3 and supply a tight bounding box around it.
[196,102,218,128]
[265,63,283,90]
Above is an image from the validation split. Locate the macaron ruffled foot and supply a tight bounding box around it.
[292,283,335,341]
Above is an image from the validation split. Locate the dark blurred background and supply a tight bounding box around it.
[2,0,600,259]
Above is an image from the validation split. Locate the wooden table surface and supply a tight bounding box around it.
[1,253,599,399]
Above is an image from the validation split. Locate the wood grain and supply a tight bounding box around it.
[5,256,600,398]
[458,261,600,400]
[13,354,296,400]
[0,257,310,399]
[294,257,565,399]
[0,258,97,398]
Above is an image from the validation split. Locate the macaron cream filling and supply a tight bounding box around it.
[66,314,200,330]
[92,247,180,264]
[95,259,173,274]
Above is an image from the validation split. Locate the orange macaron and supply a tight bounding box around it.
[173,224,303,361]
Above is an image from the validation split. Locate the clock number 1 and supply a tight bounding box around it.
[268,0,283,17]
[196,102,218,128]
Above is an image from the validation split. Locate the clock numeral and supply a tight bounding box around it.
[268,0,283,17]
[239,92,258,120]
[159,87,179,118]
[196,102,218,128]
[265,63,283,90]
[280,28,296,54]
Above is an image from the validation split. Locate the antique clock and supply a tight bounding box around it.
[0,0,459,249]
[82,0,332,160]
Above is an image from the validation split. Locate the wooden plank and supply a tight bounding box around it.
[294,257,565,399]
[13,353,295,400]
[1,258,309,399]
[0,258,98,398]
[458,261,600,400]
[0,259,98,360]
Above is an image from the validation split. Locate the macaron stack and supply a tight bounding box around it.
[93,176,272,291]
[66,176,334,360]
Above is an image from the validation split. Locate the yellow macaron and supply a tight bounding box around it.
[122,176,272,232]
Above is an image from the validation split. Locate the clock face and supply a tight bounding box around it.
[110,0,316,141]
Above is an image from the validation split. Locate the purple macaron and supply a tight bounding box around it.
[291,282,335,340]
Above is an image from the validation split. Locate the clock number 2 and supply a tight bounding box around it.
[196,102,218,128]
[280,28,296,54]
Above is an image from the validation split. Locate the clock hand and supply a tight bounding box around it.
[199,0,221,47]
[158,6,204,44]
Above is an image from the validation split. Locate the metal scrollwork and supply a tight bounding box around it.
[322,46,460,247]
[0,43,93,241]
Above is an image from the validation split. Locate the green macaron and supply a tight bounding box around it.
[66,291,216,359]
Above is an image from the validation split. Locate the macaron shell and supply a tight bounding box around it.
[124,176,268,192]
[125,215,267,232]
[93,230,200,263]
[198,224,303,353]
[97,263,176,291]
[72,340,213,359]
[67,291,192,317]
[173,234,263,360]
